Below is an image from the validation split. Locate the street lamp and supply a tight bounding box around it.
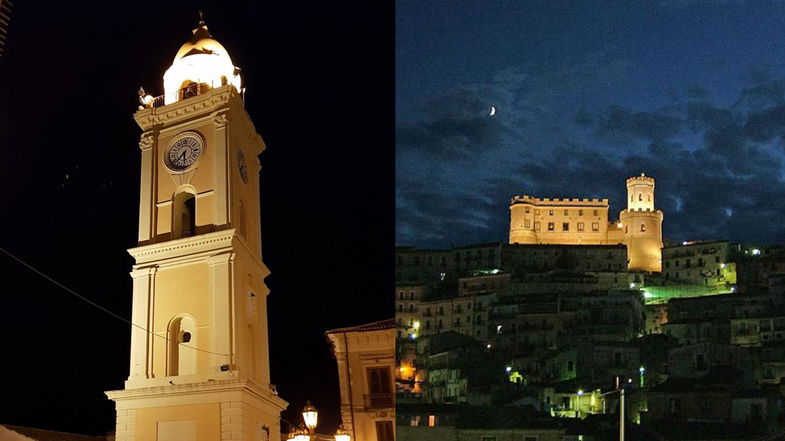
[334,425,351,441]
[576,389,584,418]
[302,401,318,440]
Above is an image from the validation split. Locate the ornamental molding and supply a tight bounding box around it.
[139,131,156,151]
[129,229,237,264]
[106,377,287,410]
[212,109,229,128]
[133,87,243,131]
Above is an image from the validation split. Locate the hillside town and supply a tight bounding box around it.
[396,176,785,441]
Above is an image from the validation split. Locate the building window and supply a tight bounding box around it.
[534,221,540,231]
[525,207,530,213]
[640,223,646,232]
[568,360,574,371]
[548,222,555,231]
[578,209,583,216]
[564,209,569,215]
[410,416,420,427]
[535,209,540,215]
[639,194,643,201]
[376,421,395,441]
[563,222,569,231]
[428,415,437,427]
[172,190,197,239]
[524,220,531,228]
[549,209,554,216]
[593,209,598,216]
[367,367,392,408]
[592,222,599,231]
[577,222,584,231]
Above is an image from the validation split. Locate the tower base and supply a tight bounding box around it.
[106,378,287,441]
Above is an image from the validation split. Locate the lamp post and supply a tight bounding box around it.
[302,401,318,440]
[576,389,584,418]
[286,401,352,441]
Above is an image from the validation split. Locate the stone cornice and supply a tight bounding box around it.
[129,229,268,275]
[106,378,287,410]
[134,86,243,131]
[129,229,236,265]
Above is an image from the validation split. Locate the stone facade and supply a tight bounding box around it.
[509,174,663,272]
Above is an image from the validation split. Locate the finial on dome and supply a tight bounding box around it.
[198,10,205,27]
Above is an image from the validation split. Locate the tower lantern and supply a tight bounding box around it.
[162,13,243,105]
[106,15,287,441]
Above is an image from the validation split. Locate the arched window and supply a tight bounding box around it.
[167,315,197,376]
[638,194,643,201]
[640,223,646,232]
[172,189,196,239]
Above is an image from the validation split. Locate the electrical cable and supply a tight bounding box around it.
[0,246,230,357]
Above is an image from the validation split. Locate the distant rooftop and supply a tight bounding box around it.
[324,318,395,334]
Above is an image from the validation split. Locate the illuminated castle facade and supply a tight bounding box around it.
[509,174,663,272]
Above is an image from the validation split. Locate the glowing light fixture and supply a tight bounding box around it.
[334,425,351,441]
[752,249,761,256]
[577,389,584,396]
[505,366,512,373]
[302,401,318,431]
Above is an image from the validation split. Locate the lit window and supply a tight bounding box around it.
[549,209,554,216]
[428,415,436,427]
[577,222,584,231]
[592,222,599,231]
[548,222,555,231]
[410,416,420,427]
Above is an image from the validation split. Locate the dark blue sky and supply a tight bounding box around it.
[397,0,785,248]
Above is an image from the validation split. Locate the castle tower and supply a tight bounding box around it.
[509,197,537,244]
[619,174,663,272]
[105,17,287,441]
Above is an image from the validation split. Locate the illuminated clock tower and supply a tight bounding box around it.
[106,17,287,441]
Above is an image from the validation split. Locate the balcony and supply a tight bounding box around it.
[364,393,394,410]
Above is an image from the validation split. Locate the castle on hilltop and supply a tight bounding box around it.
[509,174,663,272]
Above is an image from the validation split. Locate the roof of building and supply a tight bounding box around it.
[0,425,107,441]
[324,318,395,334]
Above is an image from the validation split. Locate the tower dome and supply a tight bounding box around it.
[162,16,242,105]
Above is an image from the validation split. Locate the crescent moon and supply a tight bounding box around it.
[490,106,496,116]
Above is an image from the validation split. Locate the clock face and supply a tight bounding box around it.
[166,133,203,171]
[237,149,248,183]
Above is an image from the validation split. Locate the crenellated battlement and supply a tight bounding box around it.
[511,195,609,206]
[626,173,655,185]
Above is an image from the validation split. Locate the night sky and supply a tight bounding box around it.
[0,0,391,436]
[397,0,785,249]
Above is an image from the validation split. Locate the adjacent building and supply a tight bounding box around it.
[326,319,396,441]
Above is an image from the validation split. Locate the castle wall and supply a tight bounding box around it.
[509,175,664,272]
